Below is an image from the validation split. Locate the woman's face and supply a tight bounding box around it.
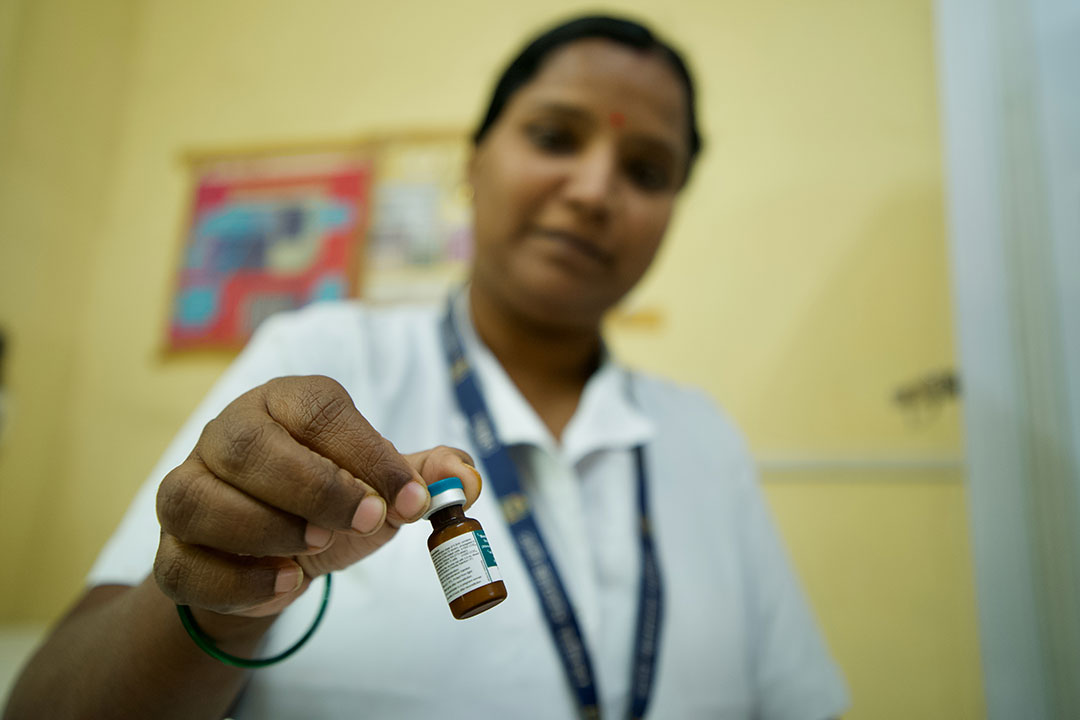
[469,39,690,331]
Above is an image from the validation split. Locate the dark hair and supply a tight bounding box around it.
[472,14,703,179]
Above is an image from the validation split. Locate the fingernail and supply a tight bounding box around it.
[275,565,303,595]
[463,462,483,495]
[304,524,333,549]
[351,495,386,534]
[395,481,430,519]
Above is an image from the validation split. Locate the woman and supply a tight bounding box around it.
[5,15,847,720]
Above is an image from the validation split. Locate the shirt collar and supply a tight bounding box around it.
[452,288,655,466]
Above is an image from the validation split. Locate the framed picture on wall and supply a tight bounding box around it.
[361,132,474,304]
[167,131,476,352]
[167,146,373,351]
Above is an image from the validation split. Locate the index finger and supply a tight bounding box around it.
[262,376,431,522]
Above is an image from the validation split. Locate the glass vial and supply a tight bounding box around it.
[424,477,507,619]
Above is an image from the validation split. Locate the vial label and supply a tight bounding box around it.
[429,529,502,603]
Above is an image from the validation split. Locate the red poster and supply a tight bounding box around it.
[169,151,371,351]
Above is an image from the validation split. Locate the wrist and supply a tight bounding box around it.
[186,606,277,649]
[176,574,332,669]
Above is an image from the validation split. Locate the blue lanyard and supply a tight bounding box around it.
[440,300,664,720]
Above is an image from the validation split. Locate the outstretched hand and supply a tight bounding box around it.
[153,375,480,618]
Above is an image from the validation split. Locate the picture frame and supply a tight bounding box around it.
[167,131,473,352]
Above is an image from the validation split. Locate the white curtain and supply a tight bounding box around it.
[935,0,1080,717]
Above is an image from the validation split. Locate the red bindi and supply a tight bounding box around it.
[609,111,626,128]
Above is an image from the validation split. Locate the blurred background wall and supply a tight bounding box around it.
[0,0,981,716]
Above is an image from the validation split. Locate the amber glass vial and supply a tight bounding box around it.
[424,477,507,619]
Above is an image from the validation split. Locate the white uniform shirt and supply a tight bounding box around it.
[89,299,848,719]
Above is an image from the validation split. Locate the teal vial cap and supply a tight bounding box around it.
[426,477,464,496]
[423,477,467,519]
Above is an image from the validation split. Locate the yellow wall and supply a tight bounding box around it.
[0,0,981,717]
[0,0,139,613]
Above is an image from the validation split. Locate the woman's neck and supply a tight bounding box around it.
[468,285,602,440]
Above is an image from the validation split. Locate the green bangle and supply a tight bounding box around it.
[177,573,332,668]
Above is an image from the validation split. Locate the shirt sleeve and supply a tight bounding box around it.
[734,452,851,720]
[85,312,308,587]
